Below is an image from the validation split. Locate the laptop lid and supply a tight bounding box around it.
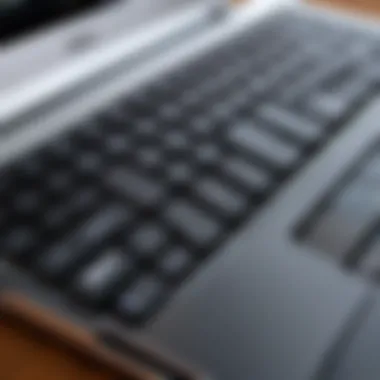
[0,0,215,98]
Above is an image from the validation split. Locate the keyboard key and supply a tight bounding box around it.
[19,157,45,179]
[78,152,103,174]
[105,135,131,156]
[195,144,221,167]
[44,188,99,228]
[159,247,193,281]
[137,147,162,170]
[167,162,193,186]
[190,115,216,136]
[163,131,190,157]
[196,178,247,218]
[135,120,157,138]
[131,224,168,260]
[14,191,41,214]
[306,72,369,122]
[256,104,322,145]
[224,156,272,194]
[38,206,130,278]
[159,104,182,122]
[166,200,221,246]
[108,168,164,206]
[73,249,133,305]
[117,276,165,322]
[3,227,37,259]
[307,91,352,121]
[47,171,74,193]
[229,122,300,170]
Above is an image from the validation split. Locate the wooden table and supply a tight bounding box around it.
[310,0,380,16]
[0,295,158,380]
[2,1,380,379]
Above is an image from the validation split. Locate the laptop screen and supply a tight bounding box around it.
[0,0,118,44]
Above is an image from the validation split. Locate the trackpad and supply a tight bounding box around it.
[149,219,370,380]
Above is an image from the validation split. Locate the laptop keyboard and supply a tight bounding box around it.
[1,12,380,325]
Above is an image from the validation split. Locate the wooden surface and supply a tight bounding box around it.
[1,322,116,380]
[310,0,380,16]
[0,294,158,380]
[1,1,380,379]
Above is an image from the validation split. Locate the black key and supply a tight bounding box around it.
[305,66,369,121]
[131,224,167,260]
[166,200,221,246]
[211,102,236,121]
[307,86,359,122]
[105,134,131,156]
[116,276,165,322]
[164,131,189,153]
[135,120,157,138]
[71,187,101,211]
[229,122,300,171]
[108,168,164,206]
[46,171,74,194]
[14,190,41,214]
[77,152,103,174]
[284,56,348,104]
[167,162,193,186]
[224,156,272,194]
[190,115,216,136]
[44,187,99,229]
[195,144,221,167]
[73,249,133,305]
[256,104,322,145]
[3,227,37,259]
[47,137,75,161]
[196,178,247,218]
[159,104,182,122]
[38,206,130,278]
[160,247,193,280]
[137,147,162,170]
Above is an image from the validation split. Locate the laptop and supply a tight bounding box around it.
[1,0,380,379]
